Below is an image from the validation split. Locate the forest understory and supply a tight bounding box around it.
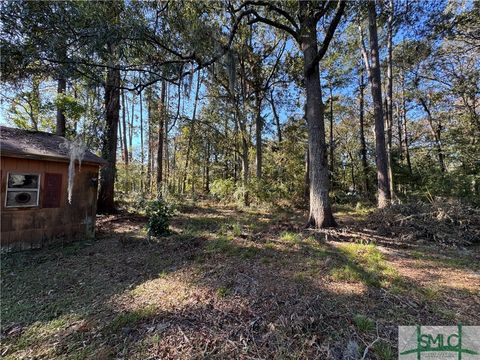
[2,200,479,360]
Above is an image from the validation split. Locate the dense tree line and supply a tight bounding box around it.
[1,0,479,226]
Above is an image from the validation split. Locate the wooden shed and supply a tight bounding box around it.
[0,126,106,251]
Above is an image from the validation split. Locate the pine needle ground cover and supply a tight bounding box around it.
[1,201,479,359]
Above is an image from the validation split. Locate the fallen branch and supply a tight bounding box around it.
[361,336,380,360]
[361,324,381,360]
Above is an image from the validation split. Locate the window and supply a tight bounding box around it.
[5,173,40,208]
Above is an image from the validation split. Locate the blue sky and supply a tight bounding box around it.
[1,0,461,159]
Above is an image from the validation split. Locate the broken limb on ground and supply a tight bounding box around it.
[366,199,480,247]
[1,201,479,359]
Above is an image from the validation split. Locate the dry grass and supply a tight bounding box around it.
[1,201,479,359]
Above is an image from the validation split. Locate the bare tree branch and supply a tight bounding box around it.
[306,0,346,74]
[247,9,300,43]
[240,1,299,31]
[314,0,331,22]
[359,23,371,77]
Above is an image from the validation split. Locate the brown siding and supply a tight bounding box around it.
[1,156,100,251]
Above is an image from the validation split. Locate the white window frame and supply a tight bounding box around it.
[5,172,41,208]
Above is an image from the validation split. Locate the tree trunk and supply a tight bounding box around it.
[30,76,40,131]
[401,72,412,174]
[329,85,334,182]
[359,67,369,194]
[385,96,394,197]
[205,141,210,193]
[235,104,250,206]
[121,88,129,165]
[241,132,249,202]
[55,42,67,137]
[348,151,356,191]
[191,163,196,197]
[97,57,120,214]
[238,58,250,206]
[121,88,129,192]
[403,109,412,174]
[140,90,144,193]
[367,2,391,208]
[386,0,394,197]
[146,88,152,193]
[396,102,403,161]
[270,91,282,143]
[304,147,310,203]
[182,73,201,193]
[301,17,336,228]
[233,111,239,182]
[129,92,134,162]
[419,97,446,173]
[118,114,123,160]
[157,80,166,197]
[164,84,169,186]
[171,138,177,193]
[56,78,66,136]
[255,95,263,180]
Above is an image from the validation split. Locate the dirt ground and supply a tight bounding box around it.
[1,201,479,359]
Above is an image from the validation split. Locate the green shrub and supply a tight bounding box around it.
[233,184,248,205]
[145,199,174,237]
[235,179,281,206]
[210,178,235,201]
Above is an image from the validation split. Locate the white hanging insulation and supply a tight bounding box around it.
[60,137,87,204]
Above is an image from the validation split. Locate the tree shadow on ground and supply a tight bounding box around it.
[1,205,478,359]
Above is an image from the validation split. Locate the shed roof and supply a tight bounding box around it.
[0,126,107,165]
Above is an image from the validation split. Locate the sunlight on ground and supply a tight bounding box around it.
[112,275,193,312]
[1,203,479,359]
[324,282,369,296]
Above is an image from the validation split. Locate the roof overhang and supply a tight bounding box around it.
[0,150,107,166]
